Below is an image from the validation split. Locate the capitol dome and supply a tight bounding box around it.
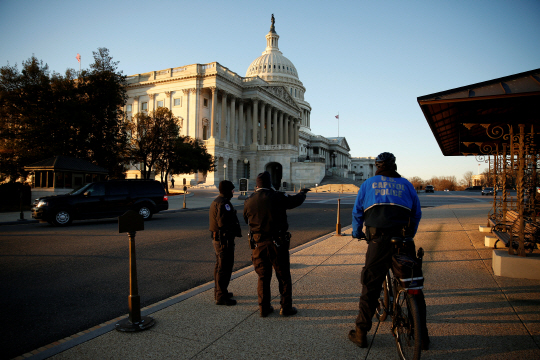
[245,16,302,87]
[246,15,311,131]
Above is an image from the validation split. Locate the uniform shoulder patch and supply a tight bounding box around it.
[225,204,231,211]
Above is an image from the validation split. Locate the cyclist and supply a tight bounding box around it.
[348,152,429,350]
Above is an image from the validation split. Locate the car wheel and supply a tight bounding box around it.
[137,205,153,220]
[52,209,72,226]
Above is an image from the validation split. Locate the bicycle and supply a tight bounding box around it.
[374,236,425,360]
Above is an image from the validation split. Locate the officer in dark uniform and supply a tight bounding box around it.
[348,152,429,350]
[243,171,309,317]
[209,180,242,306]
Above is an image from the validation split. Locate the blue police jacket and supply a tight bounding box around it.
[352,175,421,236]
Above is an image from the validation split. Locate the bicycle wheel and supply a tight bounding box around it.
[393,290,422,360]
[375,272,391,322]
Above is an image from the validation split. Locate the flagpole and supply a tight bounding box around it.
[338,112,339,137]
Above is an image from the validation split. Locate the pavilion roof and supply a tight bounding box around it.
[24,156,108,174]
[417,68,540,156]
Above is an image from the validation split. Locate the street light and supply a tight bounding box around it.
[243,158,249,179]
[223,163,227,181]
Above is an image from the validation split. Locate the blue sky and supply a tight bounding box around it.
[1,0,539,181]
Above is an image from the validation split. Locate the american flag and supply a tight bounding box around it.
[335,115,339,119]
[76,53,81,63]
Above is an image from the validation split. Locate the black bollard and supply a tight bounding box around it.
[116,211,155,332]
[183,185,187,209]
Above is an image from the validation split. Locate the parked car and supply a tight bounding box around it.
[425,185,434,193]
[32,180,169,226]
[481,187,496,196]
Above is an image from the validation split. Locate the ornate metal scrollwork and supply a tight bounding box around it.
[479,142,497,155]
[475,155,488,163]
[486,124,506,140]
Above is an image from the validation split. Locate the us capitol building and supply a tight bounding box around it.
[124,16,374,189]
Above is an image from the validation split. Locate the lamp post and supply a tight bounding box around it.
[244,158,249,178]
[223,163,227,181]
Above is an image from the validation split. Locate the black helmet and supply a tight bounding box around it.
[375,152,396,166]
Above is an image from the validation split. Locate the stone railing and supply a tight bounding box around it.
[291,156,326,163]
[258,144,298,151]
[126,62,244,85]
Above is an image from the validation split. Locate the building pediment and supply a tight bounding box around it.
[326,137,350,151]
[260,86,301,112]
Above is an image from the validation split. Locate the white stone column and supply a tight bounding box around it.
[266,106,272,145]
[133,96,139,117]
[289,117,294,145]
[272,109,278,145]
[230,96,236,143]
[284,115,290,145]
[246,102,252,145]
[252,99,258,148]
[238,100,244,146]
[182,89,190,136]
[189,88,199,139]
[149,93,155,111]
[165,91,172,109]
[278,111,284,144]
[260,102,266,146]
[220,92,227,140]
[210,87,216,139]
[294,119,299,147]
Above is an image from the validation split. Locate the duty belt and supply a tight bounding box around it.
[252,233,275,243]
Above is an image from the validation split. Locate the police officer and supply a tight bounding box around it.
[243,171,308,317]
[209,180,242,306]
[348,152,429,349]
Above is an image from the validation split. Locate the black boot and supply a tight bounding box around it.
[260,306,274,317]
[348,327,368,348]
[216,298,237,306]
[279,307,298,316]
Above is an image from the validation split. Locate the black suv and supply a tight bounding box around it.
[32,180,168,226]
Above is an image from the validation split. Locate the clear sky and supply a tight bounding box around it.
[1,0,539,181]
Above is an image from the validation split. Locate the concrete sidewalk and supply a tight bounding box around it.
[16,202,540,359]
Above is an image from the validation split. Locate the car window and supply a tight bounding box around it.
[69,183,92,195]
[86,183,106,197]
[108,182,129,196]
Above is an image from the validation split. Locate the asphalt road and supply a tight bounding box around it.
[0,201,353,360]
[0,190,494,359]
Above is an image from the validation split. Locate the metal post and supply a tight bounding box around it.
[336,198,342,236]
[116,231,155,331]
[516,124,526,256]
[128,232,141,323]
[502,144,508,223]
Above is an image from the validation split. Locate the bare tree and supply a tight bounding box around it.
[463,171,473,187]
[407,176,424,190]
